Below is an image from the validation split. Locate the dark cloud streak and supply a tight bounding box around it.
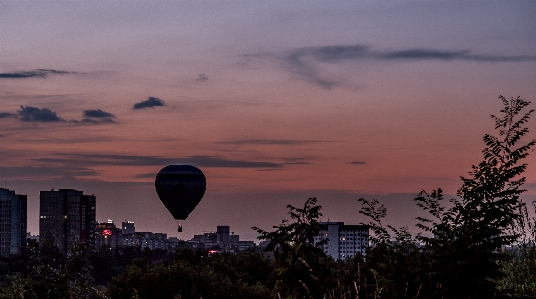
[282,157,311,165]
[219,138,335,145]
[283,45,536,89]
[83,109,115,118]
[0,69,79,79]
[7,106,118,124]
[0,165,98,179]
[186,155,282,168]
[0,112,16,119]
[134,173,158,179]
[80,118,117,124]
[286,49,337,89]
[293,45,536,63]
[81,109,117,123]
[196,74,208,82]
[379,49,471,60]
[35,154,282,169]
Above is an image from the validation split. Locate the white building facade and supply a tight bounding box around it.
[314,222,369,260]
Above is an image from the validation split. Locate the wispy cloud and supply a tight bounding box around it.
[0,165,98,179]
[185,155,282,168]
[196,74,208,82]
[134,173,157,179]
[348,161,366,165]
[133,97,165,109]
[18,105,65,122]
[83,109,115,118]
[0,69,80,79]
[291,45,536,63]
[36,154,170,167]
[282,45,536,89]
[35,153,282,169]
[219,138,335,145]
[282,157,311,165]
[81,109,117,123]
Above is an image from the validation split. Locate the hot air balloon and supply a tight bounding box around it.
[155,165,206,232]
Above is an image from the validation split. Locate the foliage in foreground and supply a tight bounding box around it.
[0,243,95,299]
[255,96,536,299]
[355,96,536,299]
[106,250,276,299]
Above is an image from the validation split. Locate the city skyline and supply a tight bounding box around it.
[1,1,536,241]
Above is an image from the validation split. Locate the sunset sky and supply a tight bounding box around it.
[1,1,536,241]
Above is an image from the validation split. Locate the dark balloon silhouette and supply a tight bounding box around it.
[155,165,206,222]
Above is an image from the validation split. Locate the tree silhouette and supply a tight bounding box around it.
[253,197,330,299]
[414,96,535,298]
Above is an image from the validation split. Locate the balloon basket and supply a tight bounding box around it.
[177,223,182,232]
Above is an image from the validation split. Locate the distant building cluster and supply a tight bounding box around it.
[95,221,255,253]
[95,219,173,250]
[0,187,369,259]
[189,225,256,253]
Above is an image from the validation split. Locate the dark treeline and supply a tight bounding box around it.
[1,96,536,299]
[0,240,176,298]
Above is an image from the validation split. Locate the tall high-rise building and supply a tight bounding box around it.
[0,188,27,256]
[39,189,96,254]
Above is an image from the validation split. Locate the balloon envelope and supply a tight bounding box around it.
[155,165,206,220]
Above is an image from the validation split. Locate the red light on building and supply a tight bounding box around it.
[102,229,113,236]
